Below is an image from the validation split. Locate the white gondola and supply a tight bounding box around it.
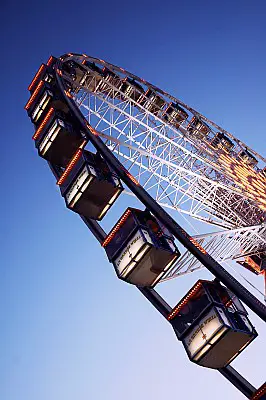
[163,102,188,128]
[62,60,87,84]
[79,60,104,92]
[118,77,144,102]
[168,279,257,369]
[97,67,121,95]
[211,132,234,152]
[59,150,123,220]
[33,109,86,167]
[187,116,210,139]
[238,149,258,167]
[102,208,180,286]
[143,89,165,113]
[25,81,69,127]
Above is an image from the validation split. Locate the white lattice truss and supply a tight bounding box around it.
[61,59,266,278]
[162,223,266,280]
[70,73,263,226]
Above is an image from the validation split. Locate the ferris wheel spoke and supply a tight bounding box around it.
[163,224,266,282]
[51,54,266,308]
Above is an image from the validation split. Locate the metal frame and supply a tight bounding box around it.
[163,223,266,281]
[48,163,259,399]
[57,57,266,286]
[27,53,266,398]
[63,54,266,228]
[54,56,266,317]
[54,54,266,318]
[76,82,264,229]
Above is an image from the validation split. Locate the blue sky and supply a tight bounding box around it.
[1,1,266,399]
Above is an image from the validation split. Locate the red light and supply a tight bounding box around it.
[32,107,54,140]
[121,165,140,186]
[28,64,46,91]
[225,298,233,308]
[218,153,266,211]
[86,123,98,136]
[65,90,73,98]
[102,209,132,247]
[24,81,44,110]
[252,383,266,399]
[57,148,83,185]
[80,139,87,149]
[126,171,139,186]
[168,282,202,320]
[189,236,207,255]
[47,56,56,66]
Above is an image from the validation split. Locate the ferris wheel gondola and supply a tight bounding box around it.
[25,54,266,398]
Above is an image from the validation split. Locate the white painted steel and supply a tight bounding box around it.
[60,55,266,286]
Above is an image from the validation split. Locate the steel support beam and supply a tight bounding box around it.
[68,202,259,399]
[218,366,256,399]
[80,216,258,399]
[56,68,266,323]
[46,62,263,398]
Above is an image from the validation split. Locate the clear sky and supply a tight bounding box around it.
[1,1,266,399]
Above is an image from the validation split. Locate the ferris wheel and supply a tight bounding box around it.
[61,54,266,285]
[25,54,266,399]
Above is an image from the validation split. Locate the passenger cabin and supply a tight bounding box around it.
[238,149,258,167]
[163,103,188,128]
[28,64,55,94]
[59,150,123,220]
[46,55,58,68]
[98,67,121,94]
[237,253,266,275]
[79,61,104,92]
[187,116,210,140]
[118,77,144,102]
[143,89,165,114]
[211,132,234,152]
[33,109,86,167]
[168,279,257,369]
[102,208,180,286]
[25,81,69,127]
[62,60,87,85]
[61,60,77,80]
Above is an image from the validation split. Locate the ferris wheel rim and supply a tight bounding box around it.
[51,57,266,323]
[58,54,265,230]
[24,54,266,398]
[61,52,266,164]
[51,54,266,294]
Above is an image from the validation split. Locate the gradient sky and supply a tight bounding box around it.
[1,1,266,399]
